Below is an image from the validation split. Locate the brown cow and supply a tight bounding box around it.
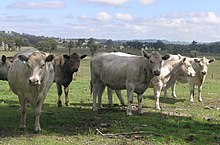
[53,52,87,107]
[0,55,13,81]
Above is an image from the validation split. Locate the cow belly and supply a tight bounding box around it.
[100,73,126,90]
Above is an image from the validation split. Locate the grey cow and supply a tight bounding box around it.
[90,50,170,115]
[8,49,54,132]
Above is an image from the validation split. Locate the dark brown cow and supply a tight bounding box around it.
[53,52,87,107]
[0,55,13,81]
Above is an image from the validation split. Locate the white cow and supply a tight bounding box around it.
[164,56,215,102]
[151,57,196,110]
[90,51,170,115]
[7,49,54,132]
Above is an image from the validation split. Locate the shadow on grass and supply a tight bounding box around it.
[0,104,219,144]
[144,95,186,105]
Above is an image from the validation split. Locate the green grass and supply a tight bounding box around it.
[0,51,220,145]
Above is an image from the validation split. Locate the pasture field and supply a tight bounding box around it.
[0,49,220,145]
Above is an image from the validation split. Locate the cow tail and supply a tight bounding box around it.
[90,80,93,95]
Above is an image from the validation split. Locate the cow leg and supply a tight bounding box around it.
[56,82,62,107]
[137,94,143,115]
[115,90,126,106]
[126,84,135,116]
[107,87,113,108]
[92,80,104,111]
[18,97,27,130]
[189,83,195,103]
[64,86,70,106]
[153,82,163,110]
[164,89,168,98]
[97,84,105,109]
[198,84,203,102]
[172,81,177,98]
[34,100,43,133]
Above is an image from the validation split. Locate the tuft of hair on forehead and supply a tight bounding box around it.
[150,51,161,58]
[70,52,80,59]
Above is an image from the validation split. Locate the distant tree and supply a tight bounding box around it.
[15,36,23,51]
[77,39,85,48]
[6,37,16,51]
[67,40,75,54]
[35,40,50,51]
[47,38,58,53]
[0,36,2,48]
[106,39,113,49]
[87,38,99,57]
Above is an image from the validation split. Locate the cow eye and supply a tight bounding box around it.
[150,60,153,63]
[41,64,45,68]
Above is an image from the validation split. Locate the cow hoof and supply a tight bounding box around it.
[126,112,133,116]
[18,127,26,132]
[155,107,161,110]
[65,101,70,107]
[93,107,98,111]
[190,100,194,103]
[58,101,62,107]
[139,111,144,116]
[34,130,41,134]
[173,95,177,98]
[199,98,203,102]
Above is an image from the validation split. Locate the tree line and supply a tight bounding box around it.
[1,31,220,56]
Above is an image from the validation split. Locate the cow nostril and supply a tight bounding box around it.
[202,72,207,75]
[154,70,160,76]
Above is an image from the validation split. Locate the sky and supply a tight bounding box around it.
[1,0,220,42]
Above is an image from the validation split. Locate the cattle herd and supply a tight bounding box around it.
[0,48,215,132]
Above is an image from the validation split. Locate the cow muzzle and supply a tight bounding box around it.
[72,68,78,72]
[201,71,207,75]
[29,78,40,86]
[153,70,161,76]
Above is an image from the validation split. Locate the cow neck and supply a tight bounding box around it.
[62,61,74,79]
[61,62,74,87]
[164,60,182,89]
[144,59,155,87]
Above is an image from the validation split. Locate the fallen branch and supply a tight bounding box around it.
[96,128,163,137]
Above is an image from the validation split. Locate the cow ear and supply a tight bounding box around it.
[1,55,6,63]
[162,54,170,60]
[80,54,87,59]
[45,55,54,62]
[142,50,149,59]
[181,57,186,62]
[194,58,200,63]
[18,55,28,63]
[209,58,215,64]
[63,54,70,60]
[178,54,182,59]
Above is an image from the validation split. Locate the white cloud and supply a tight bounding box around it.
[7,1,65,9]
[116,13,133,21]
[140,0,157,5]
[96,12,113,21]
[81,0,129,6]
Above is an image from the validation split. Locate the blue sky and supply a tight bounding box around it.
[1,0,220,42]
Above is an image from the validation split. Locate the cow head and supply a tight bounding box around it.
[142,50,170,76]
[63,53,87,73]
[0,55,11,81]
[194,57,215,76]
[180,58,196,77]
[18,52,54,86]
